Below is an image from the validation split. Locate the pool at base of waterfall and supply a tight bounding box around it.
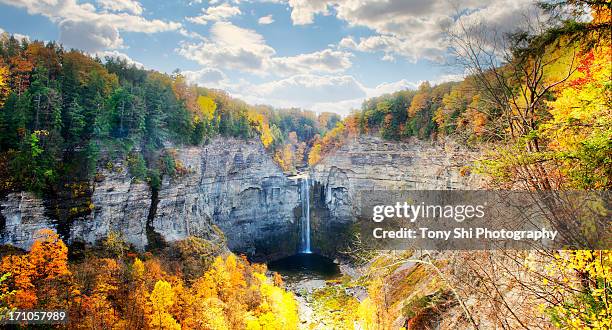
[267,253,341,283]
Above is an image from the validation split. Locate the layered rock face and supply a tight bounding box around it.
[1,138,301,258]
[0,135,480,258]
[69,165,152,249]
[309,135,483,256]
[152,138,300,259]
[0,192,56,249]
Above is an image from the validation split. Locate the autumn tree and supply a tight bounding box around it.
[0,60,9,107]
[150,280,181,330]
[0,229,70,309]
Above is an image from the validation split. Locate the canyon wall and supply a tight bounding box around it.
[151,139,300,259]
[309,135,483,256]
[0,138,301,259]
[0,135,481,260]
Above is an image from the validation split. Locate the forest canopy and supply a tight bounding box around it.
[0,36,340,198]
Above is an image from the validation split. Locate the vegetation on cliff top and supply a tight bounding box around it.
[308,0,611,192]
[0,41,339,197]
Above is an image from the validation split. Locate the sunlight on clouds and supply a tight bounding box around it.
[97,0,143,15]
[0,0,180,52]
[96,50,144,68]
[294,0,540,62]
[183,67,229,88]
[287,0,330,25]
[60,19,124,51]
[177,22,353,77]
[0,0,545,115]
[186,3,242,25]
[258,15,274,25]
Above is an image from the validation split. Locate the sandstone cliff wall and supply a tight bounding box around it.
[1,138,301,259]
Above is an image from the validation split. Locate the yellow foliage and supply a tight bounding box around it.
[196,95,217,122]
[542,43,611,189]
[190,297,229,329]
[274,144,294,172]
[132,258,145,281]
[358,297,378,330]
[248,111,274,148]
[150,280,181,330]
[0,62,10,107]
[308,143,322,165]
[543,250,612,329]
[250,272,299,330]
[0,236,298,329]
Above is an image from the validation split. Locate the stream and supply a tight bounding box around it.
[267,174,345,327]
[268,253,342,328]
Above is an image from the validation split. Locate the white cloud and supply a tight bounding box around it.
[0,0,180,33]
[177,22,275,73]
[306,77,422,115]
[289,0,539,62]
[310,98,364,116]
[0,0,180,51]
[218,73,420,116]
[186,3,241,25]
[0,28,30,42]
[177,22,353,76]
[287,0,330,25]
[97,0,143,15]
[338,36,358,49]
[258,15,274,25]
[178,28,206,40]
[60,19,123,51]
[433,72,466,84]
[253,74,365,105]
[272,49,352,76]
[97,50,144,68]
[366,79,419,97]
[339,33,445,62]
[182,68,228,88]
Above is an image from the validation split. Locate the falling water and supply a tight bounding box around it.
[300,176,312,253]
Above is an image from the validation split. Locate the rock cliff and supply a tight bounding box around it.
[0,135,481,260]
[1,138,301,259]
[0,192,56,249]
[151,138,300,259]
[309,135,483,256]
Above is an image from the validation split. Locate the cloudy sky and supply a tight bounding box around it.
[0,0,536,115]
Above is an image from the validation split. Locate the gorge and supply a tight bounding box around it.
[0,134,481,261]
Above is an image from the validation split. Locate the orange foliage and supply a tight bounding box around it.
[0,229,70,309]
[29,229,70,279]
[62,51,119,94]
[172,74,198,114]
[0,234,298,329]
[9,54,33,95]
[407,82,431,117]
[308,122,347,165]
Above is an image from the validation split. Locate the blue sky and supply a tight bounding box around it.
[0,0,535,115]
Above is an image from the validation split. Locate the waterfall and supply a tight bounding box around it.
[300,176,312,253]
